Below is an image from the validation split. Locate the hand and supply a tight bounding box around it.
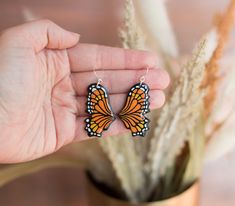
[0,20,169,163]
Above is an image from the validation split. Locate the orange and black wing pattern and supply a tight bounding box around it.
[85,84,116,137]
[118,83,150,137]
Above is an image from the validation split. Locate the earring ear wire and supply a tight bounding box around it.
[97,78,103,86]
[93,67,103,86]
[140,66,150,84]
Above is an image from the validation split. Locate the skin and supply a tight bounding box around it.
[0,20,170,163]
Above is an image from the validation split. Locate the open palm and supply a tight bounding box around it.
[0,20,169,163]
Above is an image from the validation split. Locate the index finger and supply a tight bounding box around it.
[67,43,157,72]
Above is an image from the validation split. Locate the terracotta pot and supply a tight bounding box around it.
[86,176,199,206]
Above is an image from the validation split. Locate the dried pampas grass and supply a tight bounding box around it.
[133,0,178,58]
[100,135,146,203]
[205,57,235,162]
[147,30,218,188]
[202,0,235,118]
[119,0,146,50]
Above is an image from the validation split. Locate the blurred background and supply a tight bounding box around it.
[0,0,234,205]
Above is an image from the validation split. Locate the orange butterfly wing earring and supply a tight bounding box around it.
[118,82,150,137]
[85,81,116,137]
[85,67,150,137]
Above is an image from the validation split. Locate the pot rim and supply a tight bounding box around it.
[86,172,199,205]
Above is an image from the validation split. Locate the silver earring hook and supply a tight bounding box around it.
[93,67,103,86]
[140,66,150,84]
[97,78,103,86]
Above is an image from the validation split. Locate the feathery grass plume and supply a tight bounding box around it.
[119,0,146,50]
[99,135,146,203]
[180,114,205,191]
[133,0,178,79]
[147,30,218,191]
[205,59,235,162]
[205,108,235,162]
[202,0,235,118]
[133,0,178,58]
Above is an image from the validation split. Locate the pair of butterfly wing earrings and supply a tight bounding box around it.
[85,68,150,137]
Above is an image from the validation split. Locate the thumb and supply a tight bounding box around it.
[2,19,80,52]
